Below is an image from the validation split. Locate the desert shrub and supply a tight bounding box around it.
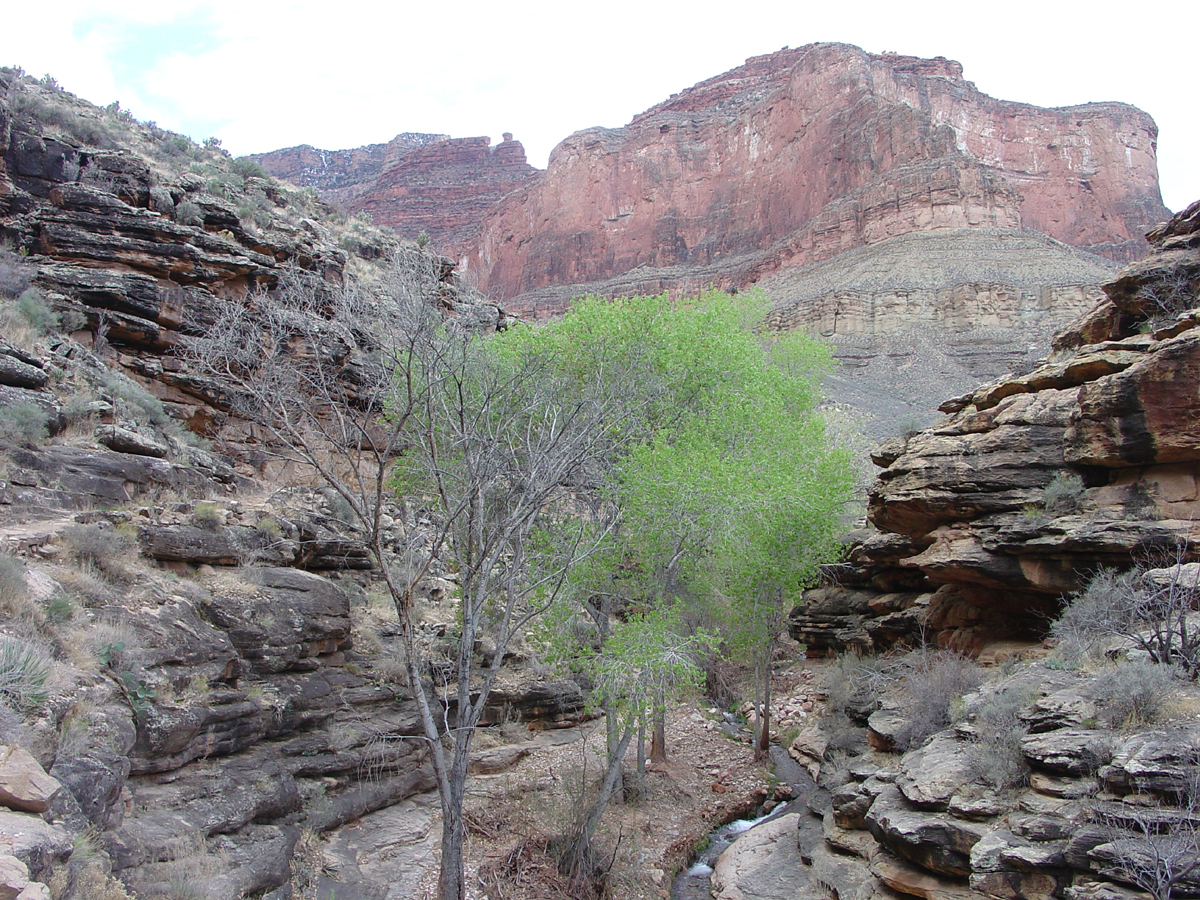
[0,246,34,299]
[892,648,983,751]
[1136,271,1199,331]
[416,229,432,249]
[965,684,1031,790]
[895,413,926,441]
[0,554,43,628]
[1089,659,1179,729]
[0,401,50,445]
[189,502,224,530]
[101,370,171,427]
[163,134,194,158]
[174,200,205,227]
[1053,553,1200,676]
[230,156,267,179]
[61,523,134,566]
[0,636,52,711]
[1042,472,1085,514]
[16,287,58,333]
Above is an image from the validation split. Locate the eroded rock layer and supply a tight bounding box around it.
[793,198,1200,655]
[467,43,1167,309]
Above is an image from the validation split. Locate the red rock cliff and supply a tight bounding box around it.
[467,43,1168,304]
[354,135,537,258]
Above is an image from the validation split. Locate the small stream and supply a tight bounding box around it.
[670,745,817,900]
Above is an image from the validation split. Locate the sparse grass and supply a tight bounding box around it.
[0,554,42,628]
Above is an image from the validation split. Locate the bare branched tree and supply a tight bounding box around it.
[1092,755,1200,900]
[186,252,652,900]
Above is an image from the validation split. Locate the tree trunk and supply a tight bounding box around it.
[560,725,635,880]
[637,719,646,781]
[756,657,771,758]
[437,744,473,900]
[650,697,667,764]
[605,698,624,801]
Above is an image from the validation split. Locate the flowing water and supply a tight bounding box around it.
[670,745,816,899]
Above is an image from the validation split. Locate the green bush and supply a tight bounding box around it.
[189,502,224,530]
[0,402,50,445]
[230,157,267,179]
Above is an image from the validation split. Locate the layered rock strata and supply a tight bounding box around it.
[792,198,1200,654]
[715,667,1200,900]
[255,134,538,258]
[468,43,1168,309]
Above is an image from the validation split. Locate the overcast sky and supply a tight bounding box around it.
[2,1,1195,213]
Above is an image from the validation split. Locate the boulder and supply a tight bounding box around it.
[1021,729,1115,775]
[865,785,987,877]
[896,732,974,809]
[0,811,70,879]
[0,748,60,814]
[712,813,812,900]
[95,425,168,458]
[0,357,47,390]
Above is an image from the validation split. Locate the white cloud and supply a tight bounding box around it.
[0,0,1195,210]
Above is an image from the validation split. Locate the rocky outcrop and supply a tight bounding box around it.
[791,198,1200,654]
[468,43,1167,310]
[715,666,1200,900]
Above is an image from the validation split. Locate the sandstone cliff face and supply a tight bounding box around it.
[354,135,537,257]
[468,43,1168,308]
[255,134,537,259]
[793,198,1200,655]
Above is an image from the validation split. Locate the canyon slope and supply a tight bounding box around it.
[467,43,1168,313]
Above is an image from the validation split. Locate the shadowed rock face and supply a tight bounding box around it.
[792,198,1200,655]
[467,43,1168,310]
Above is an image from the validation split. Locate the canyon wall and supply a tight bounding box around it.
[253,134,537,259]
[792,198,1200,655]
[466,43,1168,309]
